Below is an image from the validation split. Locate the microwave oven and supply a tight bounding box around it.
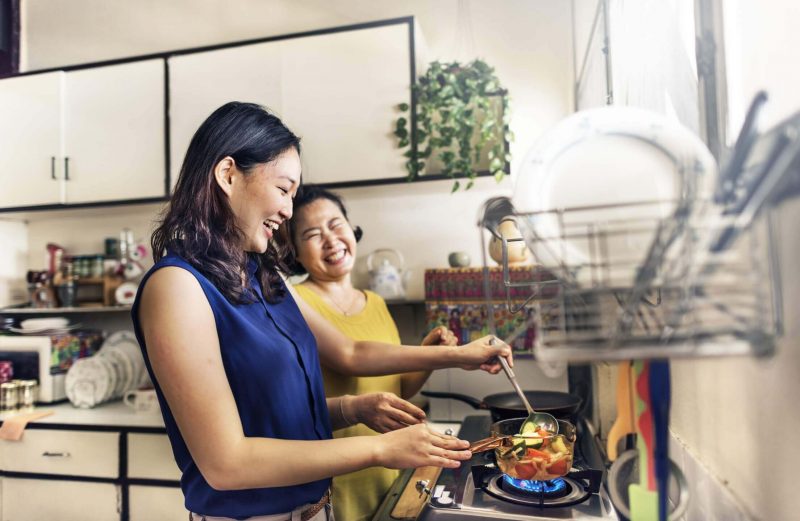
[0,332,103,403]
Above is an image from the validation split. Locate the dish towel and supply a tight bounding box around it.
[0,410,54,441]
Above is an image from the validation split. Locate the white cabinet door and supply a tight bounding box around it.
[279,24,410,184]
[127,433,181,480]
[0,477,119,521]
[168,43,283,192]
[0,72,64,208]
[129,486,186,521]
[0,429,119,478]
[63,59,166,204]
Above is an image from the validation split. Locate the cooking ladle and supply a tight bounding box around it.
[490,337,559,434]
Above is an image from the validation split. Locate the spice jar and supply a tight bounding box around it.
[0,360,13,384]
[0,381,19,411]
[19,380,38,411]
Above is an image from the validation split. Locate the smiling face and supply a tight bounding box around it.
[293,198,358,282]
[223,147,301,253]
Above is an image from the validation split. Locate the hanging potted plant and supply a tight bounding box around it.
[394,59,513,192]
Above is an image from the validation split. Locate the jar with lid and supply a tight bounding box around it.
[92,255,105,278]
[18,380,38,411]
[0,381,19,411]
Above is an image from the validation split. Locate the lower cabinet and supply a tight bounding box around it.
[129,486,187,521]
[0,427,184,520]
[0,477,120,520]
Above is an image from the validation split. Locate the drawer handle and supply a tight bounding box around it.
[41,451,71,458]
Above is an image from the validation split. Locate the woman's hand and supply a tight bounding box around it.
[346,392,426,433]
[374,423,472,469]
[454,335,513,374]
[421,326,458,347]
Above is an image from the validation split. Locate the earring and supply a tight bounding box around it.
[353,226,363,242]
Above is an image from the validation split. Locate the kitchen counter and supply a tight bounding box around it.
[0,400,165,431]
[1,402,460,434]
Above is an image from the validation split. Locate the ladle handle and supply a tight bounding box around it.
[491,337,534,414]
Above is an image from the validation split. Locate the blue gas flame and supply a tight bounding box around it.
[502,476,567,494]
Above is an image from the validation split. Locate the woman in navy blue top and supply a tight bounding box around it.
[133,102,512,521]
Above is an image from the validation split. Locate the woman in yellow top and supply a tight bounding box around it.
[288,184,456,521]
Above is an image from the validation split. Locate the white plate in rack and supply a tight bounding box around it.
[512,106,717,285]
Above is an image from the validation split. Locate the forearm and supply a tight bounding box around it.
[214,435,380,490]
[329,341,458,376]
[401,371,431,399]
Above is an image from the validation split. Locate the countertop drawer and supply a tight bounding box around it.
[127,433,180,480]
[0,477,120,520]
[129,485,187,521]
[0,429,119,478]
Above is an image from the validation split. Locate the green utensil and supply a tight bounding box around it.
[628,361,658,521]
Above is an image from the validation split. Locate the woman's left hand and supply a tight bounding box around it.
[453,335,513,374]
[421,326,458,347]
[347,392,427,433]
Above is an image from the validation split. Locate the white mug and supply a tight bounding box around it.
[124,389,158,412]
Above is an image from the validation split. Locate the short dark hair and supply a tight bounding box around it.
[286,184,362,275]
[152,102,301,303]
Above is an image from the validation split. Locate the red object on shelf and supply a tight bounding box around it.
[424,267,556,353]
[424,266,557,301]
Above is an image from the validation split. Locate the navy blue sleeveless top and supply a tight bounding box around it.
[131,254,332,519]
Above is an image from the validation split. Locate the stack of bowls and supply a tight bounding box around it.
[65,331,150,409]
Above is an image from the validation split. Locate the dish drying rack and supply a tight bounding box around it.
[479,200,782,362]
[480,101,799,362]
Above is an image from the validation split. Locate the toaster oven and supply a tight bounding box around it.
[0,331,103,403]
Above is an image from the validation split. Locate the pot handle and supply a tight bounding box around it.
[421,391,486,409]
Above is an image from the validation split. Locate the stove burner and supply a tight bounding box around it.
[484,474,591,508]
[502,476,568,497]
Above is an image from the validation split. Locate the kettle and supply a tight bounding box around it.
[366,249,408,300]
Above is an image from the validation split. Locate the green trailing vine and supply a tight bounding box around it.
[394,59,513,192]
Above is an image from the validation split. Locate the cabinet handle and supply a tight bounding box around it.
[41,451,71,458]
[51,156,56,179]
[64,157,70,181]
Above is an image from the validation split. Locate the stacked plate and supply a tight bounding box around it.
[9,317,81,335]
[65,331,151,409]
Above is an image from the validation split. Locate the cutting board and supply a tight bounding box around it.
[390,466,443,519]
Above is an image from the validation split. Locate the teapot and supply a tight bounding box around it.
[366,249,408,300]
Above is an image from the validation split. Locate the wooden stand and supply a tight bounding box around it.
[75,275,124,307]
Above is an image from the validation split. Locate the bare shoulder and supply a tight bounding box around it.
[141,266,207,309]
[138,266,215,338]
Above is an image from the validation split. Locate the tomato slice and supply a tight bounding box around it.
[546,458,569,476]
[514,462,537,480]
[525,448,551,460]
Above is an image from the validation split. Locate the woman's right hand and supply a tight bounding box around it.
[453,334,513,374]
[374,423,472,469]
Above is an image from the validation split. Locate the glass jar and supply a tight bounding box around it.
[92,255,105,278]
[18,380,38,411]
[0,381,19,411]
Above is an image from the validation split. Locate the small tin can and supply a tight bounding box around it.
[0,360,13,384]
[19,380,38,411]
[0,381,19,411]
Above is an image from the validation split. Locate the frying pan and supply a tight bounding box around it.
[421,390,582,422]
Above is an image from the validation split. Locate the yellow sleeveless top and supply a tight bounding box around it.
[294,284,402,521]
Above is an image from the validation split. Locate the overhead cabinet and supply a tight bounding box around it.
[0,59,166,210]
[62,59,166,204]
[0,72,63,208]
[0,18,416,211]
[169,22,410,189]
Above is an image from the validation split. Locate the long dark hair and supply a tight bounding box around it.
[152,102,301,303]
[285,184,362,275]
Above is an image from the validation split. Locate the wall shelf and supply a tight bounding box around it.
[0,305,131,315]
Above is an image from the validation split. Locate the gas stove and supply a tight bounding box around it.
[373,415,618,520]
